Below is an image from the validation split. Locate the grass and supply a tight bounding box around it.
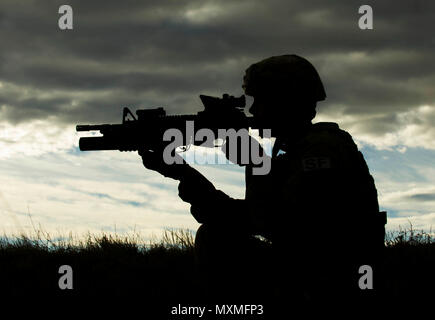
[0,228,197,300]
[0,225,433,303]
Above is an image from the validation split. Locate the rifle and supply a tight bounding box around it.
[76,94,258,152]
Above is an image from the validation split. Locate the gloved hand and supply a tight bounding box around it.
[139,148,218,205]
[139,148,189,180]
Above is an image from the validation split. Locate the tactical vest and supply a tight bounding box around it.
[245,122,386,252]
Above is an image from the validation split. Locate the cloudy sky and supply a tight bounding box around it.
[0,0,434,240]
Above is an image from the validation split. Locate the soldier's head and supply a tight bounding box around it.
[243,54,326,135]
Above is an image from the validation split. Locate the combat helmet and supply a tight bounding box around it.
[243,54,326,102]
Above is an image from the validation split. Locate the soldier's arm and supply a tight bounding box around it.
[178,176,250,227]
[180,135,269,225]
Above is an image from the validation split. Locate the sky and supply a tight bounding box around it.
[0,0,434,240]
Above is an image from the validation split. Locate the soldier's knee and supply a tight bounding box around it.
[194,224,223,270]
[194,224,219,253]
[194,224,206,252]
[195,223,241,263]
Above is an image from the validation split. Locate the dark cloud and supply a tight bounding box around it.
[408,193,435,202]
[84,190,148,208]
[0,0,435,141]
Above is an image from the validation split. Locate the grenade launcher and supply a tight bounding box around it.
[76,94,258,152]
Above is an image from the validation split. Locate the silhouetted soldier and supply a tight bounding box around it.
[139,54,386,304]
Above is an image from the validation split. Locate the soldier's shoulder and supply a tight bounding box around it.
[312,121,340,130]
[308,122,355,144]
[299,122,359,157]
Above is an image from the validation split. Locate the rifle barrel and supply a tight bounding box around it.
[76,124,114,132]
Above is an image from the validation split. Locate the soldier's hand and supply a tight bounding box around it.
[139,148,218,205]
[138,149,189,180]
